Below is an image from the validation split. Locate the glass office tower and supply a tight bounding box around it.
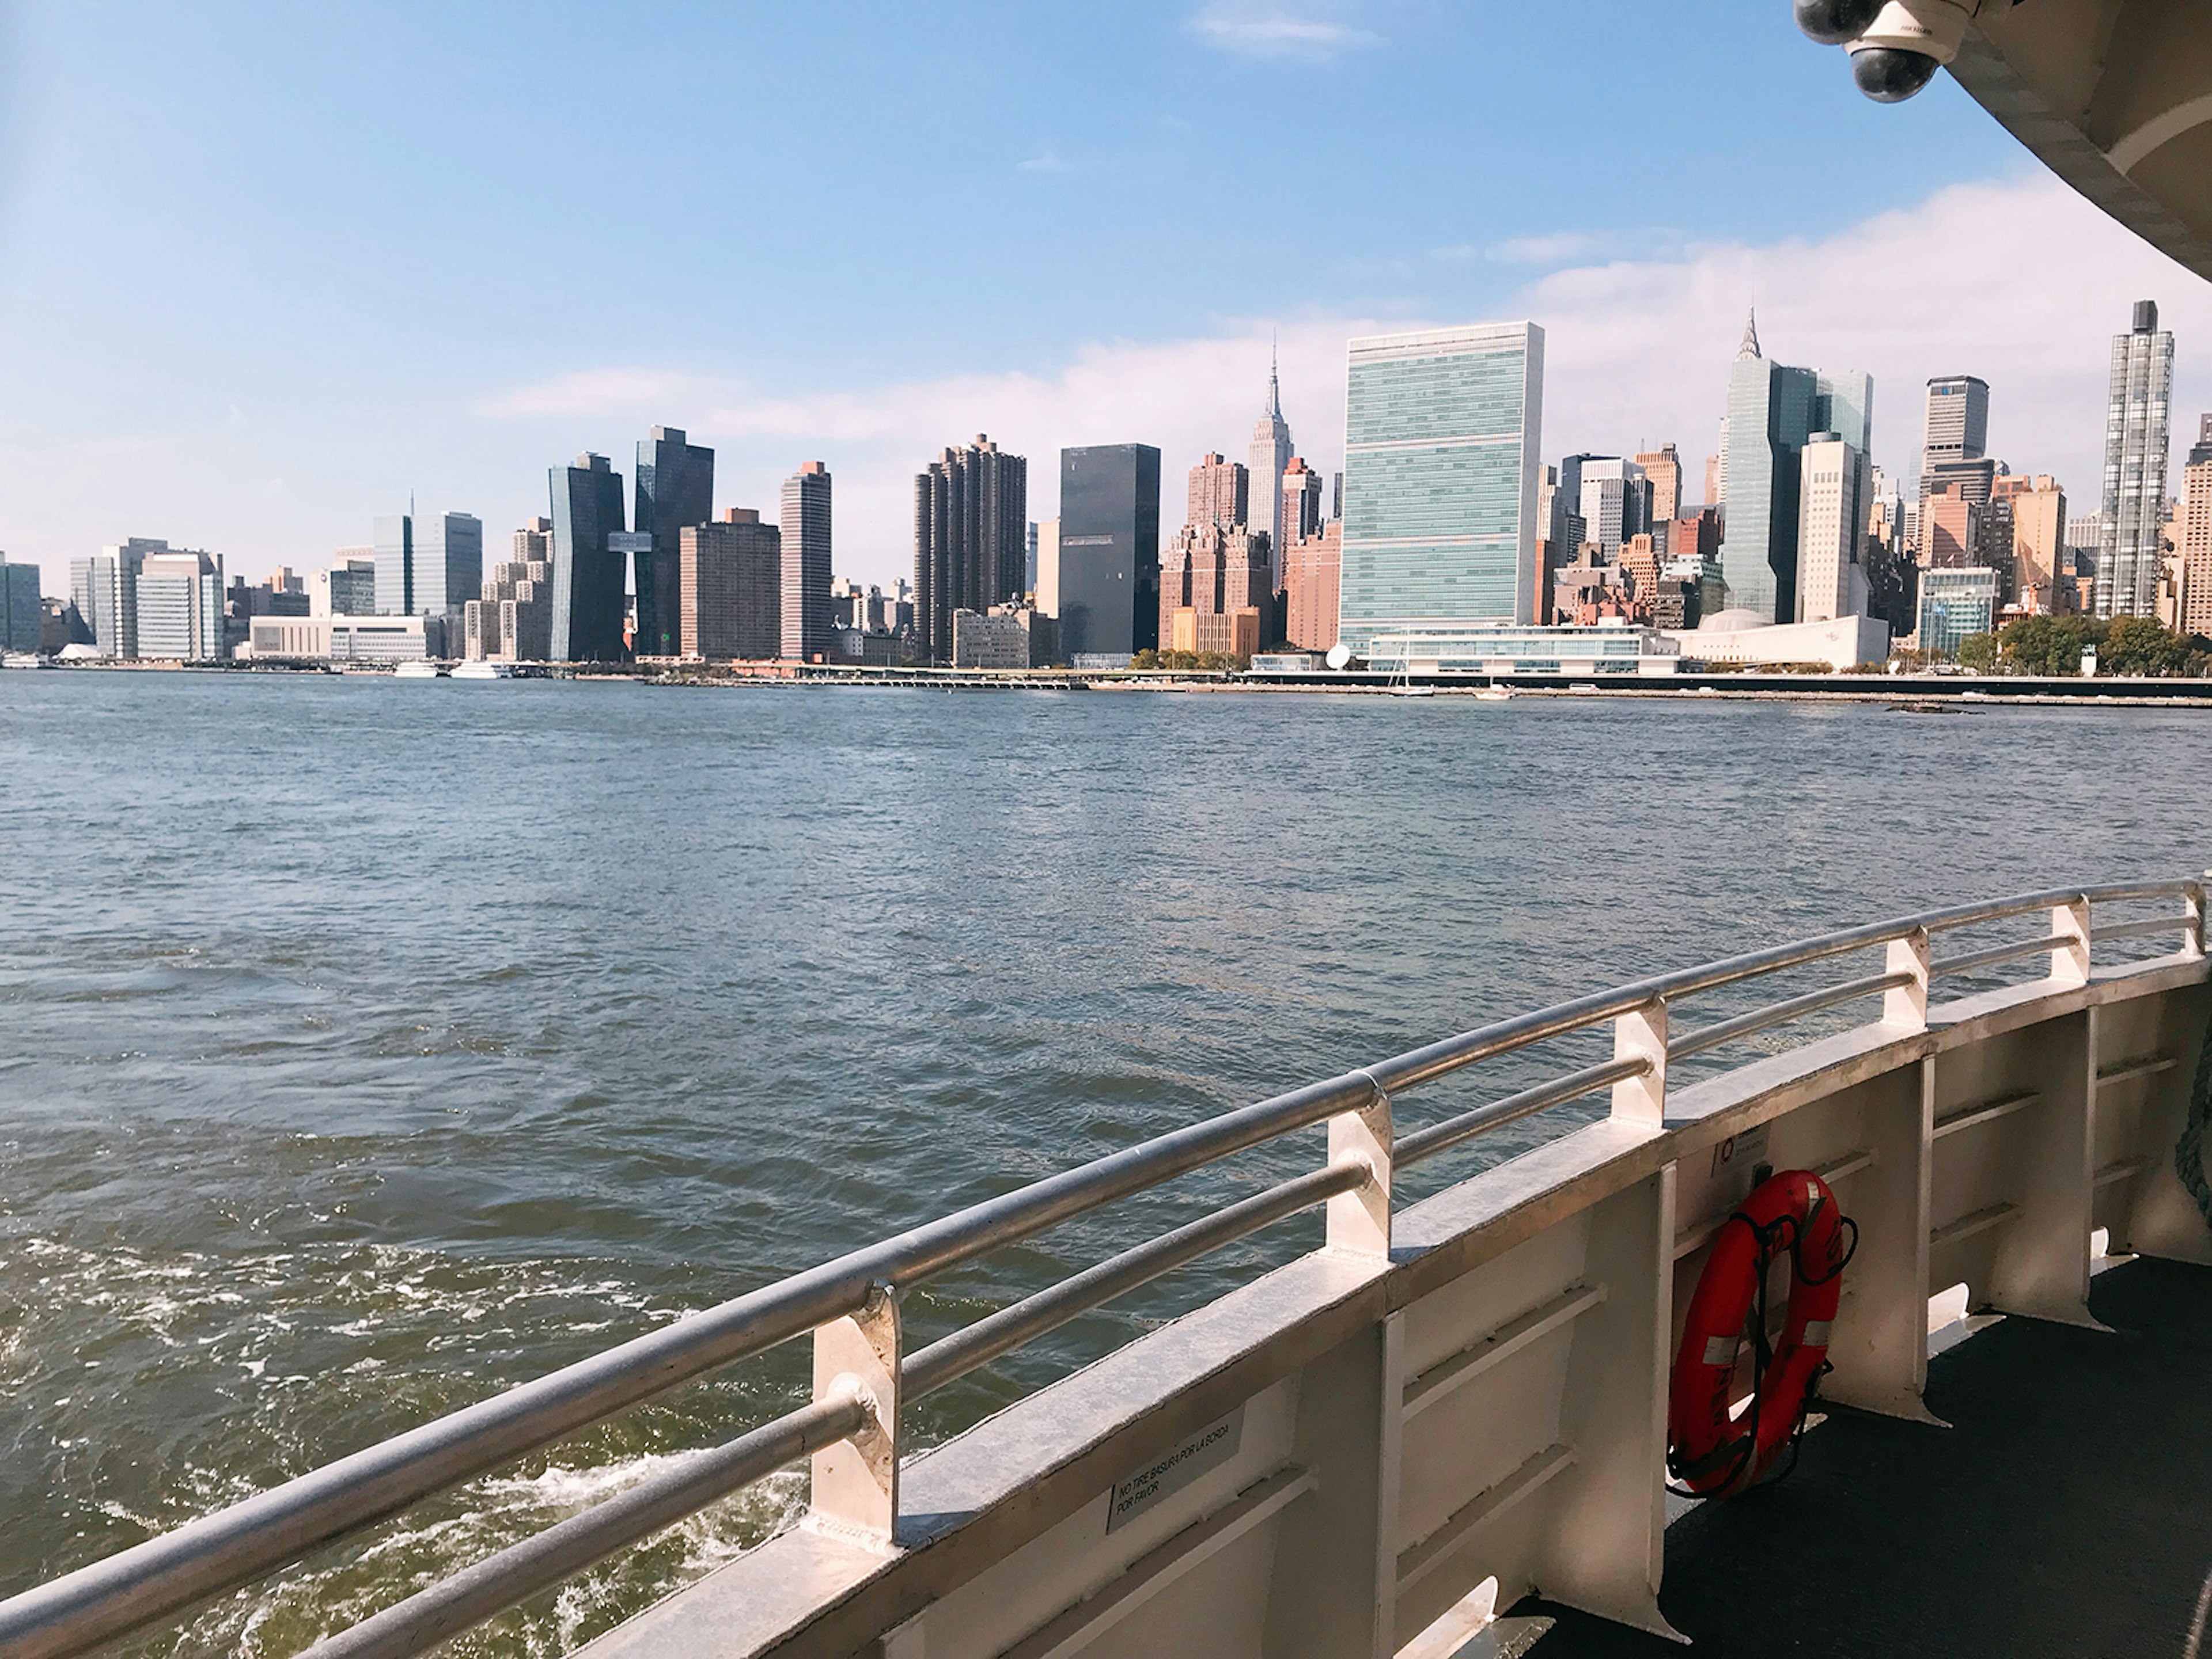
[372,514,413,616]
[2097,300,2176,618]
[1338,322,1544,654]
[550,453,628,662]
[413,512,484,617]
[1719,316,1818,624]
[1057,444,1161,661]
[634,426,715,658]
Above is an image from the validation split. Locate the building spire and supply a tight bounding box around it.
[1736,307,1762,361]
[1264,332,1282,421]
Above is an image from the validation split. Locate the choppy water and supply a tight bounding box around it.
[2,671,2204,1655]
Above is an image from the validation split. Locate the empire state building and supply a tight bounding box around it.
[1247,346,1294,592]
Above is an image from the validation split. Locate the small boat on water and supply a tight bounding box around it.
[393,661,445,679]
[450,661,516,680]
[1475,686,1513,702]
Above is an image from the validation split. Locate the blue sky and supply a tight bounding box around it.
[2,1,2206,593]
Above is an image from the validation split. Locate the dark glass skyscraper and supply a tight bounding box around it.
[1721,313,1818,624]
[1057,444,1161,661]
[780,461,833,662]
[550,453,628,663]
[914,436,1027,663]
[372,514,413,616]
[634,426,715,659]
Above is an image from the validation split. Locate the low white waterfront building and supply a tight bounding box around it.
[241,614,441,662]
[1663,608,1889,671]
[1366,619,1681,677]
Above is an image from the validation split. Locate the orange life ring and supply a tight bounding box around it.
[1667,1168,1854,1497]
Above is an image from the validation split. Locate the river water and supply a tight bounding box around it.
[2,672,2204,1656]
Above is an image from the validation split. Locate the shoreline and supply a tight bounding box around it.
[17,658,2212,706]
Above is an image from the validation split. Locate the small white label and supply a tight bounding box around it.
[1106,1406,1244,1533]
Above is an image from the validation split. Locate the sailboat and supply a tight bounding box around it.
[1387,648,1434,698]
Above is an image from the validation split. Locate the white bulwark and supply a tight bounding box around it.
[1338,322,1544,654]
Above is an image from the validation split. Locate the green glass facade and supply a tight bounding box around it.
[1338,324,1543,654]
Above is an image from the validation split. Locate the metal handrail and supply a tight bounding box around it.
[5,877,2200,1659]
[1930,934,2059,979]
[298,1394,863,1659]
[1393,1056,1651,1169]
[1666,970,1916,1060]
[0,1069,1376,1659]
[2094,914,2191,945]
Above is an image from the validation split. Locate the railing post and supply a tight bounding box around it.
[1328,1078,1392,1256]
[2050,895,2092,986]
[809,1281,902,1545]
[2187,877,2208,960]
[1884,927,1930,1028]
[1609,998,1666,1126]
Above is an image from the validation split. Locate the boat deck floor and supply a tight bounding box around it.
[1518,1255,2212,1658]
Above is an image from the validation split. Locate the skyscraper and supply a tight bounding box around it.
[1566,456,1649,554]
[1,559,42,651]
[1797,433,1870,623]
[135,550,224,660]
[1338,321,1544,652]
[1247,349,1294,589]
[1922,376,1990,469]
[1159,520,1269,656]
[1718,313,1869,625]
[634,426,715,659]
[2179,416,2212,637]
[85,539,172,658]
[1057,444,1161,661]
[1187,452,1248,531]
[1635,445,1683,533]
[914,436,1028,664]
[372,514,413,616]
[413,512,484,621]
[550,453,628,662]
[781,461,833,662]
[683,509,782,660]
[1994,474,2067,611]
[2097,300,2177,618]
[1282,457,1324,547]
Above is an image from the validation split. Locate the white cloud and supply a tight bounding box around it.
[1525,173,2212,495]
[11,171,2204,601]
[1017,151,1069,173]
[469,172,2211,591]
[1190,6,1381,59]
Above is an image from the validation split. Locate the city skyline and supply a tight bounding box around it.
[2,2,2211,599]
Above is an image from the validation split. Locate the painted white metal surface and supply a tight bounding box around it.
[7,885,2208,1659]
[579,948,2211,1659]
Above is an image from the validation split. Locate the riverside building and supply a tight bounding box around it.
[1338,321,1546,654]
[683,509,782,661]
[1159,520,1270,657]
[1056,444,1159,665]
[781,461,834,663]
[915,436,1028,664]
[550,453,628,663]
[2180,416,2212,637]
[0,558,39,650]
[634,427,714,661]
[1918,566,2001,657]
[1797,431,1871,623]
[1282,520,1341,652]
[2097,300,2177,618]
[1719,312,1872,626]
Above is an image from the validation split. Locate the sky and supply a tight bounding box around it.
[2,1,2209,598]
